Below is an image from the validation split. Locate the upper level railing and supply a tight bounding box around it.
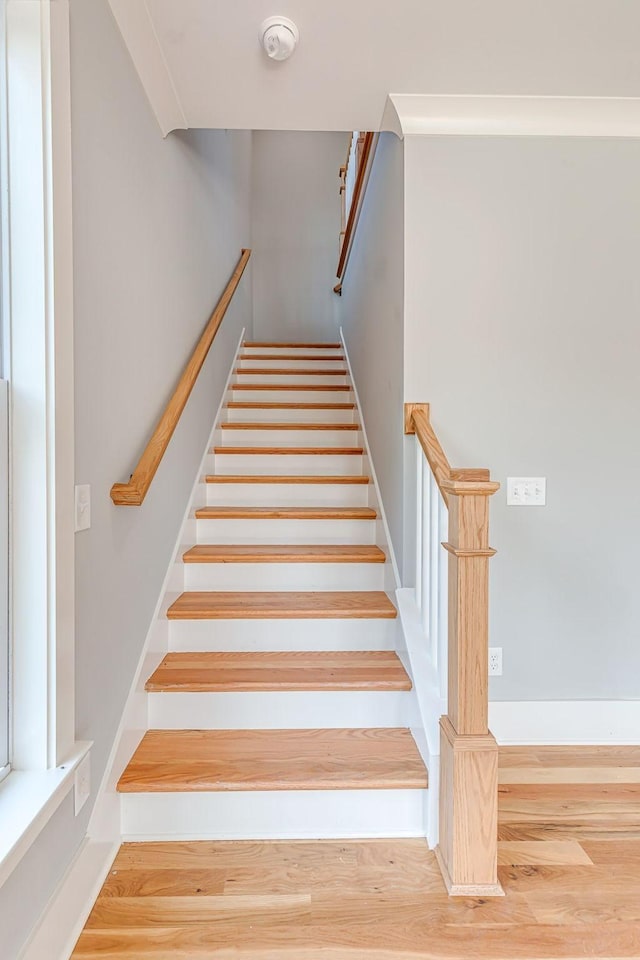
[111,249,251,506]
[404,402,503,896]
[334,132,377,294]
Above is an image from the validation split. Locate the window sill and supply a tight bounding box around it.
[0,741,92,889]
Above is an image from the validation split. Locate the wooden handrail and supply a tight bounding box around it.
[404,401,502,897]
[334,132,376,292]
[111,249,251,506]
[404,402,493,507]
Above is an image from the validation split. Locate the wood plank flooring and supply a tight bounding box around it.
[76,746,640,958]
[117,728,427,793]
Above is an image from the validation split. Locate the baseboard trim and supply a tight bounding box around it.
[19,839,118,960]
[490,700,640,745]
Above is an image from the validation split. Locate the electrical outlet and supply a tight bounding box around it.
[507,477,546,506]
[75,484,91,531]
[488,647,503,676]
[74,752,91,815]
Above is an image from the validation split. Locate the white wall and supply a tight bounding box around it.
[0,0,251,954]
[338,134,405,572]
[404,135,640,702]
[251,131,345,342]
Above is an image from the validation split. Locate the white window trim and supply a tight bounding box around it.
[0,0,90,889]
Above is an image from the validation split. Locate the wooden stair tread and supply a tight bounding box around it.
[232,384,351,392]
[235,368,348,376]
[243,342,342,349]
[195,506,376,520]
[182,544,386,563]
[220,422,359,430]
[239,354,344,362]
[212,447,364,455]
[166,591,398,620]
[226,401,355,410]
[145,651,411,693]
[205,475,370,485]
[117,728,427,792]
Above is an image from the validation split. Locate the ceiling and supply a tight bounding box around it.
[107,0,640,135]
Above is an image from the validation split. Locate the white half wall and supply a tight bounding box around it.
[1,0,252,955]
[338,133,405,573]
[251,131,345,342]
[403,134,640,704]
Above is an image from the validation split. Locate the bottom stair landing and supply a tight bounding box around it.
[73,748,640,959]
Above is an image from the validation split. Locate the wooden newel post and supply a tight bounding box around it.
[436,477,503,896]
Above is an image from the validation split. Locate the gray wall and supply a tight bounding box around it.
[404,135,640,701]
[339,134,405,574]
[1,0,252,955]
[251,131,345,341]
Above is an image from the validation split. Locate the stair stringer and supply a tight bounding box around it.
[339,328,433,844]
[88,327,246,846]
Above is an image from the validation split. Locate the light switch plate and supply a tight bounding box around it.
[74,752,91,815]
[75,484,91,531]
[507,477,546,506]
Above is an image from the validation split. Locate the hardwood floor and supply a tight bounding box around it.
[74,746,640,958]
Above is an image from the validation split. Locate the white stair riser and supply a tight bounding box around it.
[224,405,356,424]
[224,406,356,424]
[148,691,411,729]
[184,561,385,591]
[211,453,363,475]
[238,358,346,371]
[242,346,344,358]
[121,789,427,841]
[205,482,369,507]
[230,388,353,403]
[195,517,376,545]
[217,428,362,448]
[234,372,349,386]
[169,618,398,652]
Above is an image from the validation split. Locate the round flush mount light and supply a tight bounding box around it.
[259,16,299,61]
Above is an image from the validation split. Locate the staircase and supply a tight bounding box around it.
[117,341,428,840]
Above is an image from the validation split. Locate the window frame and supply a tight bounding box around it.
[0,0,10,785]
[0,0,90,887]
